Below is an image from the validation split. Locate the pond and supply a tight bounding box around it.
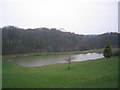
[9,53,104,67]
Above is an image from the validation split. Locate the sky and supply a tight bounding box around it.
[0,0,119,34]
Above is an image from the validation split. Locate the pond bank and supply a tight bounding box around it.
[2,49,104,60]
[7,53,103,67]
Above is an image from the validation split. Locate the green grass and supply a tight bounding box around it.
[3,48,119,60]
[2,49,104,60]
[2,56,118,88]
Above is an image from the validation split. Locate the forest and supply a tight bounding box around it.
[2,26,120,55]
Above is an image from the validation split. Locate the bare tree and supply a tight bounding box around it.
[65,56,74,70]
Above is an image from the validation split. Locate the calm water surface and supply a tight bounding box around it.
[11,53,104,67]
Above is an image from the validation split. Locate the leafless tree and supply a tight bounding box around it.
[65,56,74,70]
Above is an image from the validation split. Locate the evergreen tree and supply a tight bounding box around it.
[103,40,112,59]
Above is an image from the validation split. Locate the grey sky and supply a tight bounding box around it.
[0,0,119,34]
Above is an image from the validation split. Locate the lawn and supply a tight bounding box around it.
[2,56,118,88]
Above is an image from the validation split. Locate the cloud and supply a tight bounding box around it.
[0,0,118,34]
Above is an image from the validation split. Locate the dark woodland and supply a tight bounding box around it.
[2,26,119,55]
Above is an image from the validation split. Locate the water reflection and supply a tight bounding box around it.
[11,53,103,67]
[72,53,104,62]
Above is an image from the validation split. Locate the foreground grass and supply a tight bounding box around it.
[3,56,118,88]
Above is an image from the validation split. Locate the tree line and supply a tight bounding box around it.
[2,26,120,55]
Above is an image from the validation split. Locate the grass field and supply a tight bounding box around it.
[2,56,118,88]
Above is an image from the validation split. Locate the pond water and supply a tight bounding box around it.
[10,53,104,67]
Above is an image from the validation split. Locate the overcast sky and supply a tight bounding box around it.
[0,0,119,34]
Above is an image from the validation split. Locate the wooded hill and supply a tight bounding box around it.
[2,26,119,55]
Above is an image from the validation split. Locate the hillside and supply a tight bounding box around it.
[2,26,119,54]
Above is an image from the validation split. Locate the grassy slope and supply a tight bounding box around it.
[2,49,104,60]
[3,56,118,88]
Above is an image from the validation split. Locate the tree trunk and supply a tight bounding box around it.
[68,63,70,70]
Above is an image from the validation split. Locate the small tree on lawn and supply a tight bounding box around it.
[103,40,112,60]
[65,56,74,70]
